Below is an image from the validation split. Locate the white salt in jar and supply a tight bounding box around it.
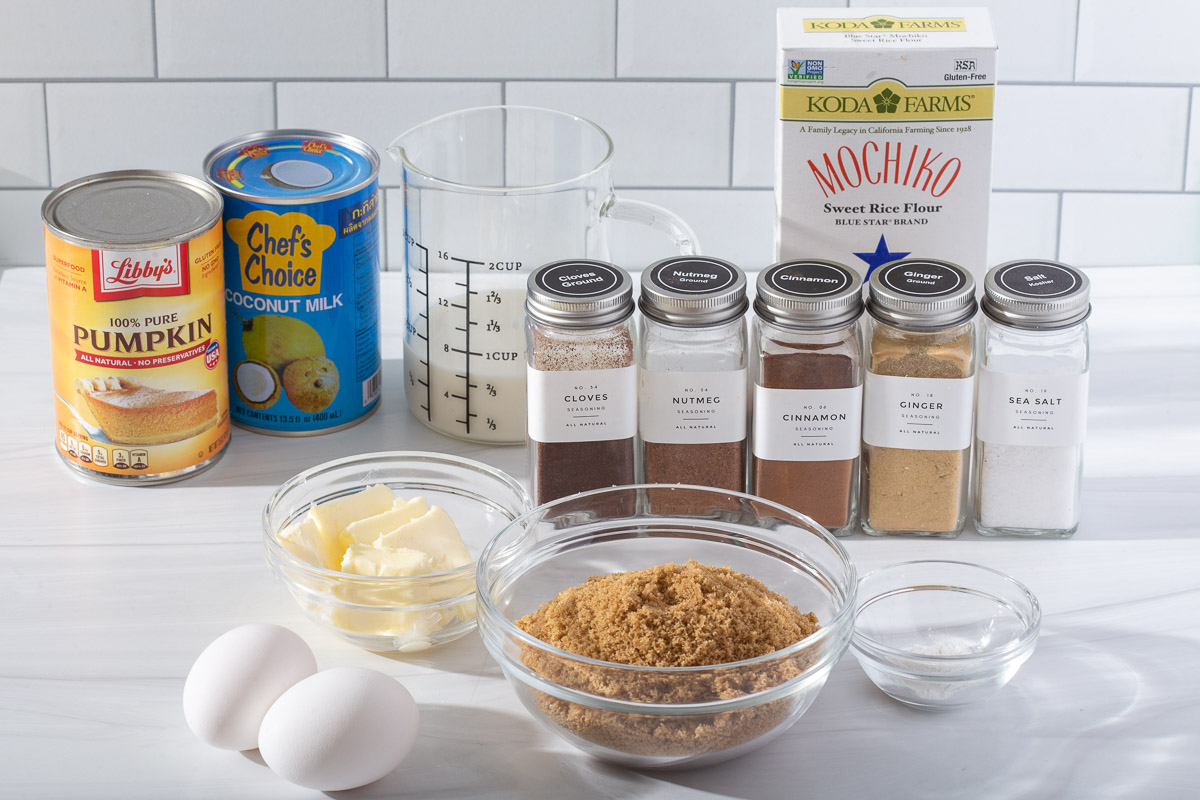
[972,260,1091,537]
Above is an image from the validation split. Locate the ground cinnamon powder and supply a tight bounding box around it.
[515,561,820,757]
[753,342,858,529]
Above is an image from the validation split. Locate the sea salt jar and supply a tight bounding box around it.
[973,260,1091,537]
[638,256,749,492]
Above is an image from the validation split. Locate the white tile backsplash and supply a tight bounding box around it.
[506,82,731,187]
[46,83,275,185]
[0,3,1194,269]
[987,192,1061,265]
[732,82,774,188]
[617,0,837,80]
[388,0,615,79]
[0,0,154,79]
[276,82,502,187]
[156,0,386,78]
[1077,0,1200,84]
[0,85,48,187]
[848,0,1078,82]
[1060,193,1200,266]
[993,85,1189,191]
[610,189,775,271]
[0,190,50,266]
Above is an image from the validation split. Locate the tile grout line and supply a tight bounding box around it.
[383,0,390,78]
[1055,192,1063,261]
[41,83,52,187]
[613,0,620,79]
[1181,89,1193,192]
[1072,0,1082,83]
[150,0,159,78]
[272,81,278,128]
[727,82,736,186]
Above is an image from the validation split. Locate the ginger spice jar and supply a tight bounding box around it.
[861,260,977,538]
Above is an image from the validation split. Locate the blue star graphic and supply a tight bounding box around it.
[854,235,910,278]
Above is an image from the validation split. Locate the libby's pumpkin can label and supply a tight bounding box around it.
[42,170,231,484]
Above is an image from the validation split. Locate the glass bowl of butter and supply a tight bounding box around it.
[263,451,530,652]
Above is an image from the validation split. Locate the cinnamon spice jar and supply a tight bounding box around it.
[638,256,748,492]
[750,261,865,535]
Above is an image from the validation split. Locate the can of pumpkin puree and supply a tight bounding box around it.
[204,130,382,435]
[42,170,230,484]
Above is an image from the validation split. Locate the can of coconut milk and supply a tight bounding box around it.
[42,170,230,484]
[204,130,382,435]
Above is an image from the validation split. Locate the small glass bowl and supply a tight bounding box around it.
[850,560,1041,710]
[477,484,857,769]
[263,451,530,652]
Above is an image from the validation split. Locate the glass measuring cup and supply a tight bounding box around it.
[390,105,698,444]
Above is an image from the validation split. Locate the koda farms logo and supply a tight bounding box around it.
[787,59,824,81]
[870,18,895,29]
[873,88,902,113]
[804,16,966,33]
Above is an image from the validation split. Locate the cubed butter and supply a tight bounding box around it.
[373,506,472,569]
[337,496,430,551]
[341,545,436,578]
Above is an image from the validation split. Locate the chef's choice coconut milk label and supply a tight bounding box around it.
[205,131,382,435]
[776,8,997,280]
[44,194,230,483]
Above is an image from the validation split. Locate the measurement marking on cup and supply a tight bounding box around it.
[451,256,484,435]
[413,242,432,421]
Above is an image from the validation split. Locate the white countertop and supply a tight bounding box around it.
[3,265,1199,799]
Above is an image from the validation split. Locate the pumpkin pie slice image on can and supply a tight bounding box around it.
[42,170,230,484]
[204,129,382,435]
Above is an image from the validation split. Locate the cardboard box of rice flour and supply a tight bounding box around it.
[776,8,997,279]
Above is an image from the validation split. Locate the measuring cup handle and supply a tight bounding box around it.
[604,197,700,256]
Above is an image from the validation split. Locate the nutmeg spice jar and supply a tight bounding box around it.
[525,260,637,505]
[638,256,749,492]
[750,261,865,535]
[861,260,978,537]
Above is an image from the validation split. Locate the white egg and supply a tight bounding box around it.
[258,667,420,791]
[183,623,317,751]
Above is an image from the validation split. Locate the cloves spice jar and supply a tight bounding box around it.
[861,259,977,537]
[973,260,1091,537]
[638,256,748,492]
[526,260,637,505]
[750,261,864,535]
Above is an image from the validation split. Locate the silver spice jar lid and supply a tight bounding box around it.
[866,259,977,329]
[982,260,1091,330]
[526,260,634,328]
[639,256,748,326]
[754,260,864,329]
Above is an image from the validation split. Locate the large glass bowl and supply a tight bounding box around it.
[476,484,857,769]
[851,560,1041,709]
[263,451,530,652]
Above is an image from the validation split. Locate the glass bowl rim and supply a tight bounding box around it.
[851,559,1042,663]
[477,482,858,676]
[262,449,530,586]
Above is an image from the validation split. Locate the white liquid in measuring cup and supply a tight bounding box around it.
[403,270,527,443]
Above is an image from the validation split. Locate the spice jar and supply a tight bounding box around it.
[973,260,1091,537]
[751,260,865,535]
[638,256,748,492]
[526,260,637,505]
[862,259,977,537]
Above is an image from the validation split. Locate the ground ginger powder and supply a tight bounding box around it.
[515,561,821,757]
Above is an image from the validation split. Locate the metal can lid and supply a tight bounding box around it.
[867,259,978,329]
[526,260,634,328]
[639,256,747,326]
[755,260,864,329]
[41,170,223,249]
[983,260,1091,329]
[204,129,379,204]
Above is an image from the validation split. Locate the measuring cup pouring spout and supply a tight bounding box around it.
[396,105,699,444]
